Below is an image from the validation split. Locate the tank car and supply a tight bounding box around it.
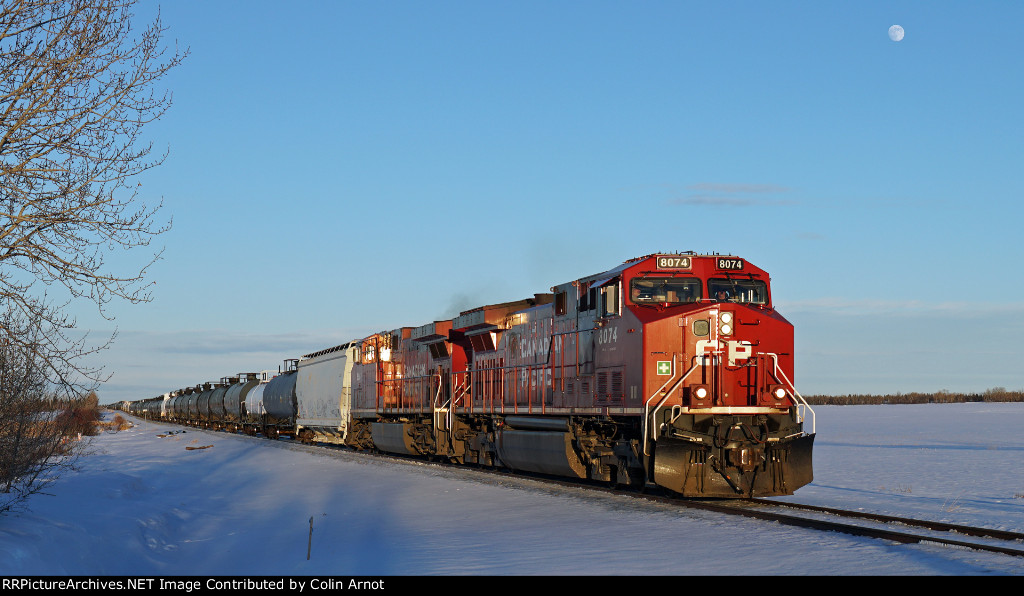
[166,391,182,422]
[223,373,260,432]
[261,360,298,438]
[187,384,212,426]
[171,385,201,424]
[204,381,229,428]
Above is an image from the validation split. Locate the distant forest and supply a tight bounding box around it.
[803,388,1024,405]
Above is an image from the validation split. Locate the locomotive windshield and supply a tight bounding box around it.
[630,277,702,304]
[708,278,769,304]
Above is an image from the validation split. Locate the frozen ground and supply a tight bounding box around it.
[1,403,1022,575]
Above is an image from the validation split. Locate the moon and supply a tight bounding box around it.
[888,24,905,42]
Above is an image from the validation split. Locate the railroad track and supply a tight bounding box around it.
[747,498,1024,543]
[483,468,1024,559]
[418,459,1024,560]
[137,417,1024,560]
[668,498,1024,559]
[357,445,1024,560]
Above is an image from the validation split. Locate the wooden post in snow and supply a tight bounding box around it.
[307,516,313,560]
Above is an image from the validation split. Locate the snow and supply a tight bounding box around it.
[1,404,1023,576]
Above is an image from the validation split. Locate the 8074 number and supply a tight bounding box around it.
[657,256,691,270]
[716,258,744,270]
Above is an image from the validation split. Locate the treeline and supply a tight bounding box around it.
[803,388,1024,405]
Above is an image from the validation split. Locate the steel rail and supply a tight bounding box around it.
[669,498,1024,558]
[745,498,1024,542]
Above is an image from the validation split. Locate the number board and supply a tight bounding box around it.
[656,256,692,270]
[715,258,745,271]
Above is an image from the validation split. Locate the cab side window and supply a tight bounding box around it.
[600,281,620,317]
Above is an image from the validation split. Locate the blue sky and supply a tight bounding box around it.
[76,1,1024,403]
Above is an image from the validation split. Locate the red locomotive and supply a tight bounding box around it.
[349,253,814,497]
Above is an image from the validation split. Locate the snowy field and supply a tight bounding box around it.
[1,403,1023,576]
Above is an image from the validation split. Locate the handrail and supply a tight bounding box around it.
[642,357,700,456]
[431,371,447,432]
[644,362,701,455]
[642,365,678,456]
[447,376,470,436]
[765,353,815,435]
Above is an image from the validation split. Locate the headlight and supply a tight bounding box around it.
[690,384,711,405]
[719,312,734,336]
[764,385,789,405]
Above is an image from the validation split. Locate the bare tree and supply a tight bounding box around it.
[1,0,184,383]
[0,0,185,510]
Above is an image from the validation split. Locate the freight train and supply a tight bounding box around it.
[123,253,815,497]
